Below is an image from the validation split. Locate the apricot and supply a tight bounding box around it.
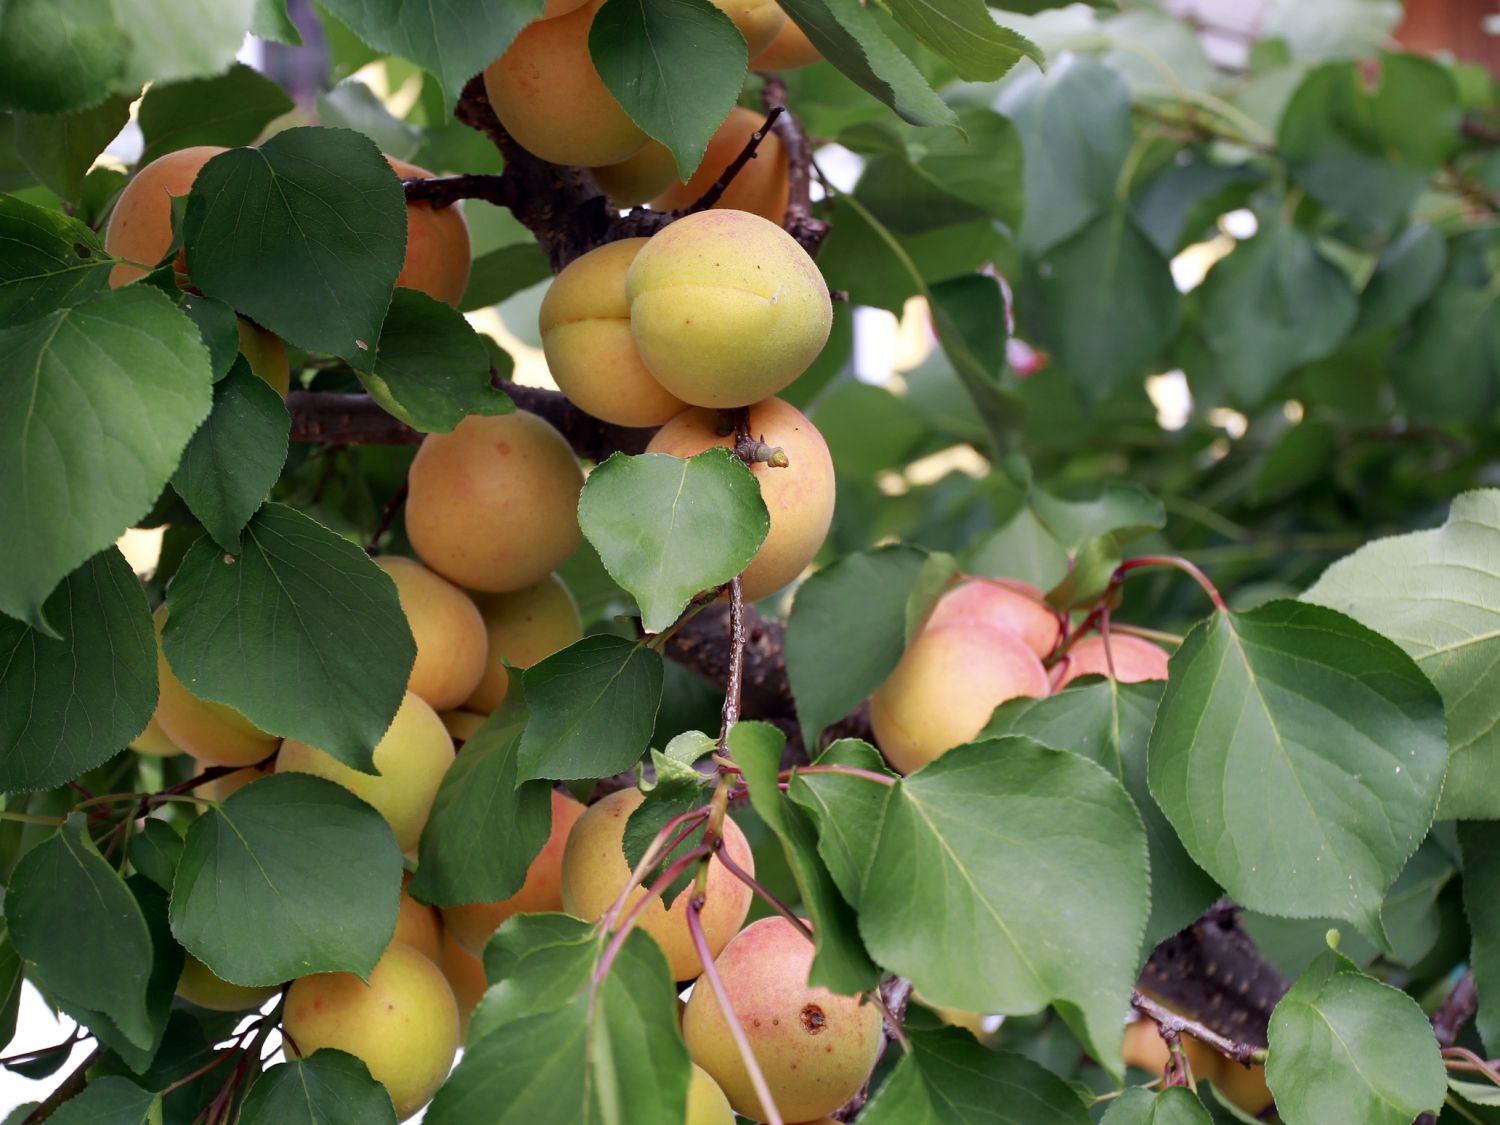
[560,789,753,981]
[176,954,277,1012]
[374,556,489,712]
[105,145,225,287]
[651,108,789,224]
[870,620,1049,774]
[626,210,831,408]
[128,715,184,758]
[442,789,587,956]
[385,156,472,307]
[709,0,785,54]
[236,317,291,397]
[283,941,460,1121]
[590,143,678,208]
[405,411,585,593]
[750,16,822,69]
[195,758,273,803]
[440,710,488,742]
[439,931,488,1038]
[483,3,648,168]
[1215,1060,1274,1116]
[538,239,689,426]
[396,875,444,963]
[646,398,834,602]
[276,691,454,852]
[687,1062,735,1125]
[1052,634,1170,690]
[925,578,1060,659]
[151,606,279,769]
[1122,1018,1221,1083]
[464,575,583,714]
[682,917,883,1122]
[542,0,590,14]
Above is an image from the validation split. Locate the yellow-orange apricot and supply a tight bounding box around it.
[870,620,1049,774]
[1215,1060,1274,1116]
[283,941,460,1121]
[560,789,753,980]
[442,789,587,956]
[396,875,444,964]
[687,1063,735,1125]
[542,0,590,14]
[405,412,585,593]
[276,691,454,852]
[385,156,472,307]
[129,715,184,758]
[590,143,678,207]
[538,238,688,426]
[375,556,489,712]
[682,917,883,1122]
[464,575,583,715]
[236,318,291,397]
[105,145,225,287]
[651,108,789,223]
[439,930,488,1038]
[440,710,488,742]
[925,578,1061,659]
[750,15,822,69]
[1052,634,1170,690]
[483,3,648,168]
[176,954,278,1012]
[1122,1018,1222,1084]
[626,210,831,408]
[195,758,273,803]
[709,0,785,54]
[151,606,279,769]
[646,398,834,602]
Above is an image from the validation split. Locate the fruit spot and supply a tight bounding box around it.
[496,441,511,455]
[800,1003,827,1034]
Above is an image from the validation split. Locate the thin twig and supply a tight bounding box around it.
[1434,971,1479,1047]
[366,480,408,554]
[1131,990,1264,1066]
[714,840,813,943]
[761,76,828,254]
[690,106,785,212]
[22,1047,103,1123]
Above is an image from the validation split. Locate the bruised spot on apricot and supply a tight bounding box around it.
[801,1005,827,1034]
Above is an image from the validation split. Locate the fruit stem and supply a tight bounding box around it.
[1131,990,1265,1066]
[786,764,897,787]
[689,107,786,213]
[592,843,712,986]
[1114,555,1228,613]
[686,896,786,1125]
[713,840,814,944]
[0,811,65,827]
[597,807,711,933]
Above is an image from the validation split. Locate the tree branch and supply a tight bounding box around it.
[1434,971,1478,1048]
[23,1046,103,1123]
[762,76,829,256]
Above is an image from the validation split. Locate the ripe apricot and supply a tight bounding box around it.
[176,954,278,1012]
[440,710,488,742]
[195,758,273,803]
[236,318,291,397]
[276,691,454,852]
[539,238,688,427]
[651,108,789,224]
[405,411,585,593]
[870,620,1049,774]
[542,0,590,14]
[151,606,279,769]
[590,143,678,208]
[560,789,753,981]
[925,578,1061,659]
[442,789,587,956]
[688,1062,735,1125]
[750,16,822,69]
[626,210,831,408]
[105,145,225,287]
[682,917,884,1122]
[647,398,832,601]
[483,3,648,167]
[709,0,785,54]
[385,156,472,307]
[128,715,184,758]
[283,941,460,1121]
[439,930,488,1038]
[1215,1060,1274,1116]
[1122,1018,1222,1084]
[464,574,583,714]
[1052,634,1170,690]
[396,875,444,963]
[375,556,489,712]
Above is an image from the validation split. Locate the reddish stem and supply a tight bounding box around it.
[1115,555,1228,612]
[713,841,814,944]
[592,842,712,986]
[788,764,896,787]
[597,807,711,933]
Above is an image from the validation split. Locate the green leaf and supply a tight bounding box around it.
[965,508,1069,591]
[785,545,935,747]
[240,1052,398,1125]
[579,450,770,633]
[179,294,241,381]
[985,681,1218,950]
[411,703,553,908]
[1194,220,1358,404]
[517,635,664,782]
[0,286,211,629]
[787,739,896,905]
[170,358,290,553]
[13,96,130,200]
[858,737,1149,1070]
[0,193,112,324]
[46,1076,159,1125]
[252,0,303,44]
[734,722,879,995]
[1354,222,1446,338]
[861,1027,1091,1125]
[317,0,543,107]
[885,0,1041,82]
[459,242,553,313]
[1100,1086,1213,1125]
[1305,490,1500,818]
[0,922,22,1052]
[1266,949,1445,1123]
[354,288,512,434]
[163,504,415,772]
[5,817,155,1050]
[776,0,957,128]
[0,549,155,791]
[183,127,406,362]
[1461,820,1500,1055]
[1147,601,1447,943]
[170,772,403,986]
[428,914,690,1123]
[126,819,184,893]
[590,0,746,179]
[1389,271,1500,423]
[316,81,422,163]
[998,54,1132,254]
[1279,54,1461,231]
[1018,206,1180,405]
[138,63,295,164]
[1029,482,1165,552]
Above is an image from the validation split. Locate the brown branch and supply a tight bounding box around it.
[1434,970,1478,1048]
[691,106,784,212]
[23,1047,103,1123]
[1133,990,1262,1066]
[762,76,829,256]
